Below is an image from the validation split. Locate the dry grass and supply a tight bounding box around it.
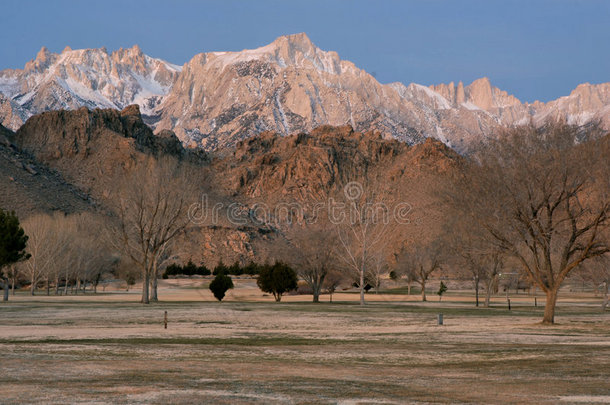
[0,282,608,404]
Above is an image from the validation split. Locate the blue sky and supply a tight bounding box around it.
[1,0,608,102]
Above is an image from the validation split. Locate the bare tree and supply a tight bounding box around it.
[107,158,197,304]
[19,213,73,295]
[396,240,444,302]
[289,229,337,303]
[115,257,140,291]
[333,179,393,305]
[391,258,417,296]
[447,222,503,307]
[369,253,388,294]
[445,123,609,323]
[323,269,344,303]
[482,253,503,307]
[577,256,610,311]
[5,265,19,296]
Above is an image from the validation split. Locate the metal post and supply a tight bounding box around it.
[437,313,443,325]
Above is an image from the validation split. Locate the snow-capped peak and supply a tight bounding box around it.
[0,45,181,120]
[197,33,343,75]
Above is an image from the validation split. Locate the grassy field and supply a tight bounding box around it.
[0,286,609,404]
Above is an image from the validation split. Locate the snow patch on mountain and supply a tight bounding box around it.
[0,45,181,127]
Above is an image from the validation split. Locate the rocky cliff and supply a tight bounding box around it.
[0,123,94,217]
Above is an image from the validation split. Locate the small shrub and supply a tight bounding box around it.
[437,281,448,301]
[209,273,234,301]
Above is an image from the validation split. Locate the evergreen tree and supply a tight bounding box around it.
[437,281,448,301]
[0,209,29,302]
[209,273,234,301]
[213,259,228,275]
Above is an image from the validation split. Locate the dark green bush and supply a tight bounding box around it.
[256,261,298,302]
[209,273,234,301]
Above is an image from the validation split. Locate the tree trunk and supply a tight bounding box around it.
[312,285,320,303]
[150,274,158,302]
[46,277,50,296]
[54,275,59,295]
[30,273,35,295]
[141,271,150,304]
[2,278,9,302]
[407,281,412,296]
[474,276,480,307]
[93,274,100,294]
[602,281,608,311]
[63,279,69,296]
[11,275,15,296]
[149,258,159,302]
[421,280,426,302]
[359,268,365,305]
[484,281,492,308]
[329,291,333,303]
[542,288,559,324]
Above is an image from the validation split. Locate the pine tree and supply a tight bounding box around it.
[0,209,29,301]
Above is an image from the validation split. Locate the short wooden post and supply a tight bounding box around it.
[164,311,168,329]
[437,313,443,325]
[534,297,537,307]
[507,298,511,311]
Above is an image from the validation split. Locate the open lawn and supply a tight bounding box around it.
[0,282,609,404]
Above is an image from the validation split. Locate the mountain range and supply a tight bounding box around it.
[1,33,609,153]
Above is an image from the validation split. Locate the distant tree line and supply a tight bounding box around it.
[163,261,211,277]
[162,260,268,278]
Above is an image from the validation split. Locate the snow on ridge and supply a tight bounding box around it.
[202,35,341,75]
[567,111,595,126]
[411,84,452,109]
[0,76,20,98]
[461,102,481,111]
[144,55,183,73]
[61,77,118,109]
[388,82,452,110]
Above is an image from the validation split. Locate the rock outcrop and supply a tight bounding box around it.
[0,123,94,217]
[13,105,197,202]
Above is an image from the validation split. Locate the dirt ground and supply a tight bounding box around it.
[0,281,609,404]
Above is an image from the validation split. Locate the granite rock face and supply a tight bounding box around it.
[2,34,609,154]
